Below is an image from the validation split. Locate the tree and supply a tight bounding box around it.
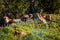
[0,0,30,18]
[31,0,60,14]
[0,0,5,18]
[0,0,60,19]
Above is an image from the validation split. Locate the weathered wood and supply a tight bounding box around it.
[36,13,47,24]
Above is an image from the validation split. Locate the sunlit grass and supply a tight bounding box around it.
[0,14,60,40]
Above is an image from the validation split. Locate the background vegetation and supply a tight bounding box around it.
[0,0,60,18]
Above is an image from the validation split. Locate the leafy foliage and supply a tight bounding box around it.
[0,0,60,18]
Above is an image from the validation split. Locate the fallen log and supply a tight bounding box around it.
[36,13,47,24]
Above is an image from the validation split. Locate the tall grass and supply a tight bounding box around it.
[0,14,60,40]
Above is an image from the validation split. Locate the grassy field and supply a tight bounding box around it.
[0,14,60,40]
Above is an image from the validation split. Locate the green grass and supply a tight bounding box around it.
[0,14,60,40]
